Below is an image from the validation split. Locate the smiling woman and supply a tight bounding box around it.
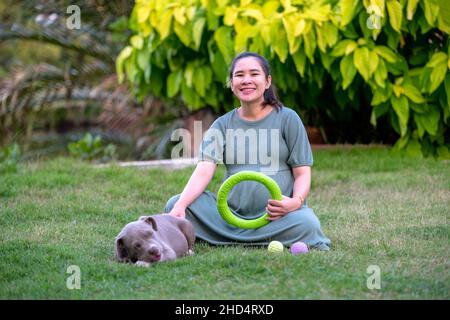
[229,52,283,118]
[165,52,330,250]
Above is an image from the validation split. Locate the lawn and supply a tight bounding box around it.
[0,145,449,299]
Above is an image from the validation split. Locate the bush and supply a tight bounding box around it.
[0,143,20,173]
[68,133,117,162]
[117,0,450,159]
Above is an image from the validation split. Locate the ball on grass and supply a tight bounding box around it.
[290,241,309,255]
[268,241,284,253]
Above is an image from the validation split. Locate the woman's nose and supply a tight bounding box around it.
[241,77,252,84]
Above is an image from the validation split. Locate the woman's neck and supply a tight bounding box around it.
[238,101,273,121]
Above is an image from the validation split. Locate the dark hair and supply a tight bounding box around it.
[228,52,283,110]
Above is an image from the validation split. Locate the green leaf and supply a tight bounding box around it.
[374,46,398,63]
[403,83,426,103]
[436,146,450,160]
[157,9,173,40]
[426,52,448,68]
[302,30,316,63]
[167,69,182,98]
[214,26,234,64]
[184,63,195,88]
[386,0,403,32]
[353,47,371,81]
[414,105,440,135]
[292,49,307,77]
[429,64,447,93]
[340,0,359,27]
[413,113,426,138]
[193,67,205,97]
[211,49,227,83]
[422,0,440,25]
[340,54,357,89]
[323,22,338,47]
[282,14,298,53]
[181,79,203,109]
[130,35,144,50]
[204,84,218,107]
[374,59,388,88]
[371,84,392,105]
[369,50,379,77]
[136,4,151,24]
[193,18,206,50]
[174,20,192,46]
[407,0,419,20]
[173,6,187,25]
[116,46,133,83]
[391,95,409,136]
[406,138,423,157]
[393,132,410,150]
[331,40,357,57]
[224,6,238,26]
[271,19,289,62]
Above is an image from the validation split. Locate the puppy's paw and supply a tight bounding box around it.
[187,249,195,256]
[135,260,151,267]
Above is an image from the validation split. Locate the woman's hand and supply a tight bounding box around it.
[266,195,302,221]
[169,204,187,219]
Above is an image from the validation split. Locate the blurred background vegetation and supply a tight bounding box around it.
[0,0,449,164]
[0,0,188,162]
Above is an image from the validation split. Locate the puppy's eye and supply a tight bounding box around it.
[145,231,153,237]
[134,243,141,248]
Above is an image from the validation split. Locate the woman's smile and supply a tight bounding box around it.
[231,57,271,105]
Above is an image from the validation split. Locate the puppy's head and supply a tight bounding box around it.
[115,216,162,264]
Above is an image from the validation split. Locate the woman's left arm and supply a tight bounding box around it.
[266,166,311,221]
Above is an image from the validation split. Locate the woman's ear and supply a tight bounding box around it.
[266,75,272,89]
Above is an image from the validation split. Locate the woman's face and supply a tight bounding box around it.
[230,57,271,105]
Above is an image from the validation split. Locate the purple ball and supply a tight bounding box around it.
[290,241,309,255]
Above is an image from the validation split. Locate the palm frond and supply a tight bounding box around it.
[0,22,115,62]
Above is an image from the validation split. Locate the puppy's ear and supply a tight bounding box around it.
[142,216,158,231]
[115,237,130,263]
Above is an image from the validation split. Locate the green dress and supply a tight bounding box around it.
[165,106,331,250]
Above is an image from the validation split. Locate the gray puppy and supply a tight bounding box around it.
[115,214,195,267]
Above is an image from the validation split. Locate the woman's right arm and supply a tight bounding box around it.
[169,160,217,219]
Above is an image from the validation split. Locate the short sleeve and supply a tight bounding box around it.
[198,118,225,164]
[283,110,313,167]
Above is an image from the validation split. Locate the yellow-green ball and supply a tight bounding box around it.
[268,241,284,253]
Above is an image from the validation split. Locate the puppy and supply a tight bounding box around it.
[115,214,195,267]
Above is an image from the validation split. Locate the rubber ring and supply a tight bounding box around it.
[217,171,283,229]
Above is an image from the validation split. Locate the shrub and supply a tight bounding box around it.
[117,0,450,159]
[0,143,20,173]
[68,133,117,162]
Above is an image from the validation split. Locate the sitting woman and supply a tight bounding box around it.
[165,52,331,251]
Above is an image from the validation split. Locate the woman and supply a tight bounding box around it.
[165,52,331,250]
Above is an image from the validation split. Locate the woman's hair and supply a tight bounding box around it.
[228,52,283,110]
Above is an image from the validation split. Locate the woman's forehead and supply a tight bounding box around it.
[233,57,263,73]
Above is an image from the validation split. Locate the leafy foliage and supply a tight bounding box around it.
[68,133,117,162]
[118,0,450,158]
[0,143,20,173]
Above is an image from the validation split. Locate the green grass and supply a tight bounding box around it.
[0,146,449,299]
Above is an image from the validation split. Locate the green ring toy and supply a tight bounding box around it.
[217,171,283,229]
